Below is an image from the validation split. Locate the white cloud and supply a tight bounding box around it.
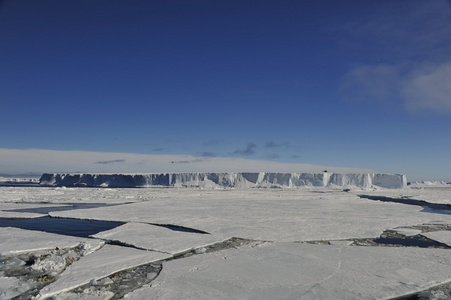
[341,61,451,114]
[401,62,451,113]
[340,64,402,103]
[0,148,371,176]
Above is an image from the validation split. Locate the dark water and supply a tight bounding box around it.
[0,182,41,187]
[359,195,451,214]
[4,203,121,215]
[374,237,447,248]
[0,216,124,238]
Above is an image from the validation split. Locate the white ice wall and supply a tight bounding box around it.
[39,173,407,189]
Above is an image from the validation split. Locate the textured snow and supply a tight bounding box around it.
[125,242,451,300]
[37,245,170,299]
[50,189,451,241]
[91,222,225,254]
[421,231,451,247]
[3,184,451,299]
[0,227,103,255]
[40,172,407,189]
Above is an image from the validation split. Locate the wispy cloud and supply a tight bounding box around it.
[264,141,298,149]
[173,158,207,164]
[232,142,257,156]
[197,152,217,157]
[265,141,281,149]
[341,61,451,114]
[94,159,126,164]
[339,0,451,114]
[340,64,402,104]
[339,1,451,61]
[401,62,451,113]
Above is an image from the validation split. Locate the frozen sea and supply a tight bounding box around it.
[1,181,451,299]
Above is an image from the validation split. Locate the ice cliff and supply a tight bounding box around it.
[39,173,407,189]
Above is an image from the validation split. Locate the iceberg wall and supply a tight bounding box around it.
[39,172,407,189]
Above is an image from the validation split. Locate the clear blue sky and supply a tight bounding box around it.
[1,0,451,181]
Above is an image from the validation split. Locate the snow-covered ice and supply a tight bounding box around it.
[50,189,451,241]
[421,231,451,247]
[1,182,451,299]
[125,242,451,300]
[0,227,102,255]
[386,227,423,237]
[91,222,225,254]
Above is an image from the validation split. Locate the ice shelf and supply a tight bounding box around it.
[39,172,407,189]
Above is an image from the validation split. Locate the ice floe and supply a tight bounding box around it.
[91,222,225,254]
[126,242,451,300]
[421,231,451,247]
[2,183,451,299]
[36,245,170,299]
[0,227,103,255]
[50,189,451,241]
[386,228,423,237]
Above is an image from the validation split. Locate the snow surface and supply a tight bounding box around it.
[49,189,451,241]
[127,242,451,300]
[40,172,407,189]
[0,227,102,255]
[91,222,225,254]
[421,231,451,247]
[2,185,451,299]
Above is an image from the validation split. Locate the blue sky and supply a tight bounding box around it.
[1,0,451,181]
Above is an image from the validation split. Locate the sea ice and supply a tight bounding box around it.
[0,276,20,299]
[359,186,451,206]
[125,242,451,300]
[0,227,103,255]
[421,231,451,247]
[50,189,451,241]
[36,244,170,299]
[386,228,423,237]
[0,202,72,218]
[91,222,226,254]
[3,184,451,299]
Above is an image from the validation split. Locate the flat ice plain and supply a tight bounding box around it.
[1,177,451,299]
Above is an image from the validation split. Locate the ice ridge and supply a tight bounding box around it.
[39,173,407,189]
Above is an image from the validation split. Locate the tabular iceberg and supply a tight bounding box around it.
[39,172,407,189]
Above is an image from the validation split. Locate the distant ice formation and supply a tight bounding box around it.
[408,181,451,188]
[39,173,407,189]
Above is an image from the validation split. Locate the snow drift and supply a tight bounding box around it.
[39,173,407,189]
